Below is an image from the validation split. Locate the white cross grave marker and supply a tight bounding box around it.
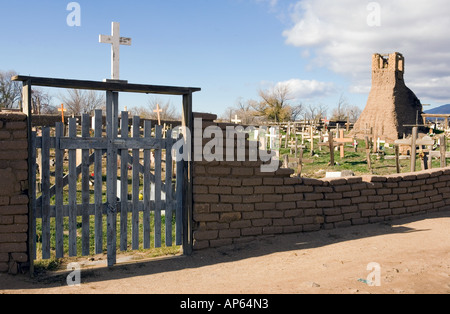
[231,115,242,124]
[99,22,132,81]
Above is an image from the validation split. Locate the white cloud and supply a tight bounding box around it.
[274,78,335,100]
[282,0,450,103]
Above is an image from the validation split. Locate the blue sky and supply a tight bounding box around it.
[1,0,449,117]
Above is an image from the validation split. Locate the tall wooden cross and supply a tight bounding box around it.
[334,130,354,158]
[154,103,163,125]
[99,22,132,81]
[58,104,67,123]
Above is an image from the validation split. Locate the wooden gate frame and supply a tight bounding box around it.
[13,75,200,273]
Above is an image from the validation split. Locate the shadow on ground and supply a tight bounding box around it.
[1,211,448,291]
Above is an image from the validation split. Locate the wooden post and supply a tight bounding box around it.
[395,145,400,174]
[365,136,372,174]
[297,147,304,177]
[310,125,314,156]
[410,127,418,172]
[441,135,447,168]
[182,93,193,256]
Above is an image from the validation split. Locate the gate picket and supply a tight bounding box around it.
[30,109,185,264]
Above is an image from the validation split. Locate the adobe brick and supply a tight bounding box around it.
[276,202,296,210]
[221,195,242,203]
[194,194,219,203]
[193,213,219,222]
[252,218,272,227]
[254,186,274,194]
[209,186,232,195]
[208,167,231,176]
[243,194,263,204]
[233,204,254,212]
[275,186,295,194]
[361,189,376,196]
[334,198,351,206]
[352,218,369,225]
[255,202,275,211]
[264,210,284,218]
[341,205,358,214]
[242,178,262,186]
[383,194,398,202]
[0,197,9,206]
[417,197,430,205]
[0,205,28,215]
[284,177,302,185]
[351,196,368,204]
[0,216,13,224]
[0,243,27,253]
[211,204,233,213]
[263,226,284,235]
[377,188,392,195]
[316,200,334,208]
[303,224,321,232]
[241,227,262,236]
[343,190,360,198]
[0,233,27,243]
[344,213,360,220]
[294,217,314,225]
[361,210,376,217]
[284,209,302,218]
[368,195,383,202]
[5,122,26,130]
[391,208,406,215]
[12,130,27,139]
[323,208,341,216]
[272,218,293,226]
[193,230,218,241]
[315,186,333,193]
[296,201,316,208]
[325,193,343,200]
[0,131,10,140]
[264,194,282,202]
[295,185,314,193]
[263,178,284,186]
[398,193,413,201]
[230,220,251,229]
[219,212,242,223]
[374,201,389,209]
[193,185,208,194]
[194,177,220,186]
[304,208,323,216]
[304,193,323,201]
[398,181,413,188]
[377,209,391,216]
[219,229,241,239]
[283,193,303,202]
[232,187,253,195]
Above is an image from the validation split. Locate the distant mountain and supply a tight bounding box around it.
[425,104,450,114]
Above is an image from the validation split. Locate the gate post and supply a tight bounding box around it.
[182,93,193,255]
[106,91,119,267]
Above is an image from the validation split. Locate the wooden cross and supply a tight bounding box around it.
[99,22,132,81]
[334,130,354,158]
[154,103,163,125]
[58,103,67,123]
[395,127,435,172]
[319,131,336,166]
[231,115,242,124]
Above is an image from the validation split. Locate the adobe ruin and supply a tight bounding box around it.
[352,52,424,142]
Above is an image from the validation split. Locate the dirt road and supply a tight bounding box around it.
[1,211,449,294]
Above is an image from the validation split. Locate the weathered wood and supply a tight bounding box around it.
[154,125,162,248]
[395,145,401,174]
[411,127,418,172]
[81,114,91,256]
[55,123,64,258]
[365,136,373,174]
[120,111,129,252]
[94,110,103,254]
[132,116,140,250]
[30,131,37,262]
[106,91,119,267]
[165,130,174,247]
[12,75,201,96]
[68,118,78,257]
[175,139,184,246]
[41,127,51,260]
[440,135,447,168]
[143,121,152,249]
[182,93,193,255]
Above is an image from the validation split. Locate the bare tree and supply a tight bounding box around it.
[252,85,303,123]
[60,89,105,115]
[130,96,180,121]
[304,103,327,124]
[32,88,55,114]
[0,70,21,110]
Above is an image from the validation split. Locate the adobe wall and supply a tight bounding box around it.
[0,113,29,274]
[192,114,450,250]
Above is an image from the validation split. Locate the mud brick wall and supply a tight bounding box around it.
[192,114,450,250]
[0,113,29,274]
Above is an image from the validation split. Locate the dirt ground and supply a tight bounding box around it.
[1,211,449,295]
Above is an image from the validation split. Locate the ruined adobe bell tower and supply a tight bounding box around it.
[352,52,423,141]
